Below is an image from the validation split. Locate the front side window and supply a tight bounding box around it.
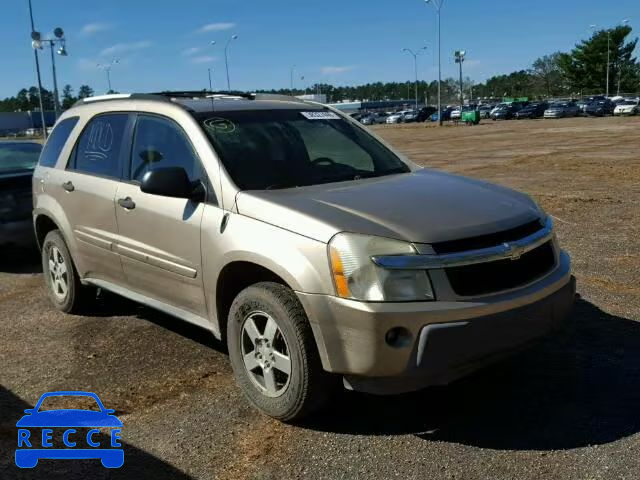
[198,109,409,190]
[38,116,78,168]
[68,113,128,178]
[129,115,202,183]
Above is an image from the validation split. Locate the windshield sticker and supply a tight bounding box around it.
[203,117,237,134]
[300,111,340,120]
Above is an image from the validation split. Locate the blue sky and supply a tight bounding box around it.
[1,0,639,97]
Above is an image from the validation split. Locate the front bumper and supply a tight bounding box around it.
[0,219,35,246]
[298,251,574,394]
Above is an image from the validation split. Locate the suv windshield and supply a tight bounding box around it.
[0,142,41,173]
[198,109,410,190]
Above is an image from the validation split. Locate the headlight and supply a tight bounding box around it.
[328,233,434,302]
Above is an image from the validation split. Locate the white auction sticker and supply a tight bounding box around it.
[300,111,340,120]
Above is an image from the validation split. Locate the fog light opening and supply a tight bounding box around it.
[385,327,412,348]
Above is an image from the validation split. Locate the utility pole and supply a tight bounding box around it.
[455,50,466,108]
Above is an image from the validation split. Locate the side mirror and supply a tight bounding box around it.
[140,167,204,202]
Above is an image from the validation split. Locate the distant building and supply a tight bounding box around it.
[0,110,56,135]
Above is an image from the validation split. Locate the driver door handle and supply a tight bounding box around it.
[117,197,136,210]
[62,181,75,192]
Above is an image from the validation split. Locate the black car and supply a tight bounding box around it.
[515,102,548,119]
[416,106,437,122]
[0,141,42,245]
[584,99,615,117]
[490,104,520,120]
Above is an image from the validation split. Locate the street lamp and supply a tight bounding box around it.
[402,46,427,110]
[224,34,238,91]
[590,20,629,98]
[290,64,296,94]
[425,0,445,125]
[454,50,466,108]
[36,27,67,119]
[27,0,47,138]
[96,59,119,93]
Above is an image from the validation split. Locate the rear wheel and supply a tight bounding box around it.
[41,230,94,313]
[227,282,331,421]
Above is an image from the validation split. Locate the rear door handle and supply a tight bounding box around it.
[62,181,75,192]
[117,197,136,210]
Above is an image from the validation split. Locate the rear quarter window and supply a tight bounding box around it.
[38,116,79,168]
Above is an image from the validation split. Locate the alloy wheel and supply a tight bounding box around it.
[48,246,69,301]
[241,311,292,397]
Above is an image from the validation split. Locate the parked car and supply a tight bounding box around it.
[401,110,419,123]
[450,107,462,120]
[33,92,575,421]
[416,106,437,122]
[584,99,615,116]
[386,110,410,124]
[515,102,548,119]
[429,107,454,122]
[544,101,581,118]
[478,105,493,119]
[613,99,640,115]
[0,141,42,245]
[490,104,519,120]
[360,113,387,125]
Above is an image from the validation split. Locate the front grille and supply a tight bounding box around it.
[432,219,543,254]
[445,241,555,296]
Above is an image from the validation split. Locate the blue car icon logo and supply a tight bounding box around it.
[15,391,123,468]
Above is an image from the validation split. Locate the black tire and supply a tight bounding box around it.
[41,230,94,313]
[227,282,331,421]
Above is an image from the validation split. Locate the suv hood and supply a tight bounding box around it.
[236,169,542,244]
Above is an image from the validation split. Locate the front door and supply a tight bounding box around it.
[114,114,207,317]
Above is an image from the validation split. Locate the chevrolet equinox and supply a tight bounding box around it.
[32,92,575,421]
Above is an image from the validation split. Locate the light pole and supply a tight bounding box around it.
[454,50,466,108]
[38,27,67,119]
[27,0,47,139]
[290,65,296,94]
[97,59,119,93]
[425,0,445,125]
[590,20,629,98]
[224,34,238,91]
[208,41,217,91]
[402,46,427,110]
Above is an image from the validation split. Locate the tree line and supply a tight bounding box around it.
[1,25,637,113]
[0,84,94,112]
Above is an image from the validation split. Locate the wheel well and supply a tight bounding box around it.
[34,215,59,250]
[216,261,289,341]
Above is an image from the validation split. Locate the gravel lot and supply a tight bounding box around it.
[1,116,639,479]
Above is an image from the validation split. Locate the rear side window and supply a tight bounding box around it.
[68,113,128,178]
[38,116,79,167]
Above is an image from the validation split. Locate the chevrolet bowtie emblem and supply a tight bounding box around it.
[504,242,525,261]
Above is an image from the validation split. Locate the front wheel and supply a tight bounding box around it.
[227,282,332,421]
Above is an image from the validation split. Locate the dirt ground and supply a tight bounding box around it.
[1,116,639,479]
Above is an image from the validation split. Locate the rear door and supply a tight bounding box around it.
[114,113,207,317]
[49,113,130,283]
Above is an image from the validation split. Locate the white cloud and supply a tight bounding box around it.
[80,22,113,36]
[100,41,153,57]
[182,47,202,56]
[190,55,217,64]
[196,22,236,34]
[321,65,356,75]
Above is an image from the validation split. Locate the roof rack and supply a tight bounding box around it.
[152,90,255,100]
[72,91,313,108]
